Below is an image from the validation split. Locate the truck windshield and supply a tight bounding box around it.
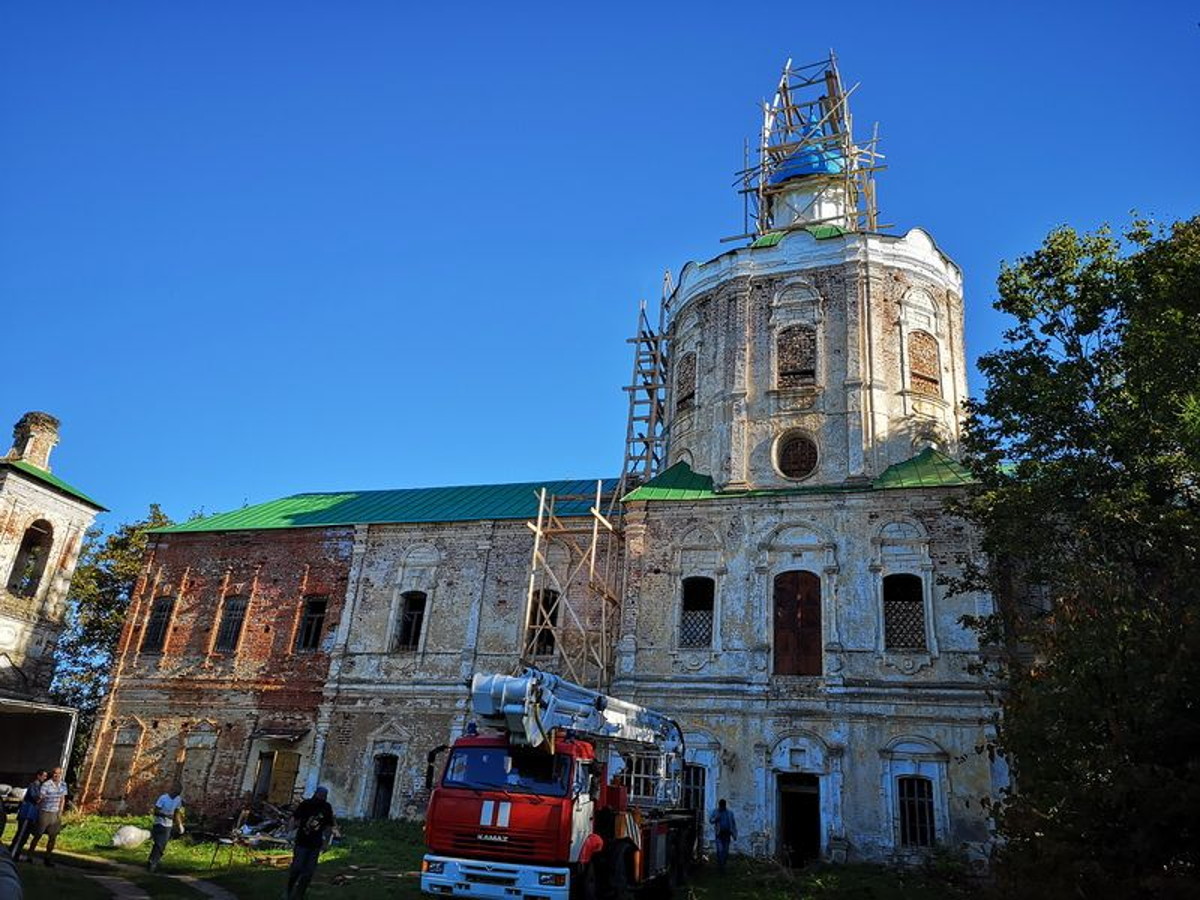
[443,747,571,797]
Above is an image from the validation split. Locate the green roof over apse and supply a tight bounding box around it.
[156,477,620,534]
[0,459,106,510]
[750,224,846,248]
[623,448,972,503]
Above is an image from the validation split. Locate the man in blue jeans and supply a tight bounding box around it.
[708,798,738,875]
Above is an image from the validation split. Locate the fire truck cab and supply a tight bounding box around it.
[421,669,696,899]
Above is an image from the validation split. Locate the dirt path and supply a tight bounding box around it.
[53,851,238,900]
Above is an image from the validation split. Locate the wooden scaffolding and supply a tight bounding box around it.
[730,51,886,239]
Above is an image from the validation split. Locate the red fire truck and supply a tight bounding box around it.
[421,668,697,899]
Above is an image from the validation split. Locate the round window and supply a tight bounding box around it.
[777,432,818,480]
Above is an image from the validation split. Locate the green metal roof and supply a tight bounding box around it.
[872,447,974,489]
[157,477,620,534]
[623,448,972,503]
[750,224,846,249]
[1,459,106,510]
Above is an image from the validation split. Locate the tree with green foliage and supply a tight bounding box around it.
[51,504,172,774]
[959,218,1200,898]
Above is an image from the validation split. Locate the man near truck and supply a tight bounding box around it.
[708,798,738,875]
[286,786,336,899]
[22,767,67,866]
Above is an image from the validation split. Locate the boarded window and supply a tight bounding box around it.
[295,595,328,652]
[898,776,935,847]
[395,591,426,651]
[884,574,926,650]
[141,596,175,654]
[675,351,697,413]
[214,594,248,652]
[527,588,559,656]
[777,433,819,480]
[777,325,817,388]
[773,570,822,675]
[6,520,53,597]
[908,331,940,396]
[679,576,715,648]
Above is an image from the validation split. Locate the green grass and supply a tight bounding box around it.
[688,856,973,900]
[49,815,972,900]
[54,813,428,899]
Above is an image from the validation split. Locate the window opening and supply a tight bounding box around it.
[527,588,559,656]
[141,596,175,654]
[777,433,819,480]
[295,596,328,652]
[884,574,926,650]
[681,763,707,811]
[898,776,935,847]
[395,591,426,651]
[675,351,697,413]
[6,520,53,597]
[214,594,248,652]
[623,753,661,803]
[908,331,940,397]
[777,325,817,388]
[773,570,821,675]
[679,576,715,648]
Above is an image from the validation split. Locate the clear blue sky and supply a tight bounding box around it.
[3,2,1197,529]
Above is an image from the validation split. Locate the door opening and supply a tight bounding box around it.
[372,754,398,820]
[777,773,821,866]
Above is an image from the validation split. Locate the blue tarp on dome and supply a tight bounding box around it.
[767,118,844,185]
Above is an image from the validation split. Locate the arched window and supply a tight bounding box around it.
[679,576,715,648]
[141,596,175,654]
[907,331,940,397]
[773,570,821,675]
[214,594,248,652]
[883,574,926,650]
[675,351,697,413]
[6,520,53,597]
[527,588,559,656]
[777,325,817,388]
[395,591,427,651]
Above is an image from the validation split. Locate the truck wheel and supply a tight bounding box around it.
[572,861,598,900]
[609,842,634,900]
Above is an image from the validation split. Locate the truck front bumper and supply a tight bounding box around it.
[421,854,570,900]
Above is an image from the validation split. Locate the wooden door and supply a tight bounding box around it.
[773,571,822,675]
[267,751,301,805]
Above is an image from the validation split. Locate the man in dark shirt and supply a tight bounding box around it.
[286,786,336,899]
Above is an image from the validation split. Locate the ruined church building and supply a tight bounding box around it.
[83,57,999,864]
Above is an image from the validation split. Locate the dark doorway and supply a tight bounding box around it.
[372,754,398,819]
[778,773,821,866]
[773,571,822,675]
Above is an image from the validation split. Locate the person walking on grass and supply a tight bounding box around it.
[708,798,738,875]
[21,767,67,866]
[7,770,46,859]
[147,787,185,872]
[286,786,336,899]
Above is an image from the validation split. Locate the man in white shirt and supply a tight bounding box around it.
[24,767,68,866]
[147,787,184,873]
